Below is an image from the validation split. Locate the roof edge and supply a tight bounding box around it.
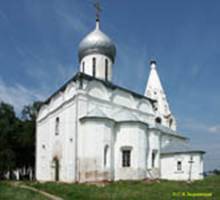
[40,72,156,108]
[161,150,206,155]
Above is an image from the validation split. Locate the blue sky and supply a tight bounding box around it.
[0,0,219,171]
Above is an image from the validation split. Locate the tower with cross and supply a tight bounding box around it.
[78,1,116,81]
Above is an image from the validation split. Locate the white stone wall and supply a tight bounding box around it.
[114,122,148,180]
[83,79,155,122]
[36,101,77,182]
[160,153,204,181]
[36,120,51,181]
[145,130,161,179]
[36,82,78,182]
[78,118,114,182]
[147,130,160,168]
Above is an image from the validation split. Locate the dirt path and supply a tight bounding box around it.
[10,182,63,200]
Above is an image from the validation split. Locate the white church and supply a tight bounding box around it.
[36,14,205,182]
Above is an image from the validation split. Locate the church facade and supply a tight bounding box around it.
[36,18,205,183]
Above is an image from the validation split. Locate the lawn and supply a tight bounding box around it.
[0,182,48,200]
[30,175,220,200]
[1,176,220,200]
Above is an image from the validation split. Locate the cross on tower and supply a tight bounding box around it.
[94,0,102,21]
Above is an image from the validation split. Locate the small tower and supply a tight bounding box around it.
[145,60,176,130]
[78,7,116,82]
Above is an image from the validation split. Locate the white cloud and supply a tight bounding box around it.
[208,125,220,134]
[0,59,75,115]
[55,9,88,34]
[180,118,220,134]
[0,77,46,114]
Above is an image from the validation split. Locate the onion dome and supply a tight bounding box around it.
[78,20,116,63]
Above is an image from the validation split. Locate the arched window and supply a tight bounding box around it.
[155,117,162,124]
[169,118,173,128]
[82,61,85,73]
[177,161,182,171]
[105,59,108,81]
[55,117,60,135]
[92,57,96,77]
[104,145,109,167]
[152,152,156,168]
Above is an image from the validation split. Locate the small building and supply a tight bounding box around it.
[36,16,205,183]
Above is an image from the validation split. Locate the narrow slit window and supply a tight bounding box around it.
[82,62,85,73]
[169,118,173,128]
[105,59,108,81]
[92,57,96,77]
[55,117,60,135]
[152,152,156,168]
[104,145,109,167]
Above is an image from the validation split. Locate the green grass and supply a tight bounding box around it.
[1,176,220,200]
[0,182,48,200]
[29,176,220,200]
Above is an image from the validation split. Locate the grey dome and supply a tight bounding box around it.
[78,21,116,63]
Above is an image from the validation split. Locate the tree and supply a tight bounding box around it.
[213,169,220,175]
[19,101,42,179]
[0,101,42,180]
[0,102,17,179]
[22,101,42,121]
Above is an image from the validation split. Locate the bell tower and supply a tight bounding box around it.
[145,60,176,130]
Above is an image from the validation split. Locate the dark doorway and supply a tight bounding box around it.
[53,157,59,181]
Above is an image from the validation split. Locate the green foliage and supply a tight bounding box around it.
[0,103,17,177]
[0,101,42,179]
[213,169,220,175]
[22,101,42,121]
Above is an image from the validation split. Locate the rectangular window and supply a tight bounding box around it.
[177,161,182,171]
[122,150,131,167]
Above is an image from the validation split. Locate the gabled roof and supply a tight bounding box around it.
[43,72,156,106]
[161,141,205,155]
